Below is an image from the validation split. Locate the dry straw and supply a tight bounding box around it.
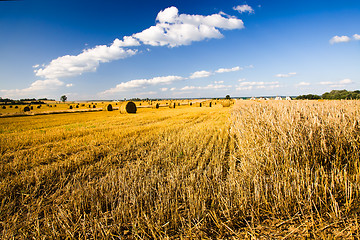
[169,102,176,108]
[104,104,113,111]
[120,101,137,114]
[152,103,160,109]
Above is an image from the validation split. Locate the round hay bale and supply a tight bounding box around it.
[93,105,96,108]
[169,102,176,108]
[189,102,192,106]
[152,103,160,109]
[30,106,34,110]
[81,104,85,107]
[221,100,231,107]
[15,106,18,109]
[178,103,180,106]
[104,104,113,111]
[195,102,202,107]
[120,101,137,114]
[9,105,13,108]
[54,105,57,107]
[23,106,30,112]
[69,105,73,109]
[2,106,6,109]
[75,105,79,108]
[37,105,41,108]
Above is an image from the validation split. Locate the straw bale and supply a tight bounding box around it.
[120,101,137,114]
[104,104,113,111]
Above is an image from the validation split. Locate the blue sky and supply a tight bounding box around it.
[0,0,359,100]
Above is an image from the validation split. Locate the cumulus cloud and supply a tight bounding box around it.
[233,4,254,14]
[275,72,297,78]
[133,6,244,47]
[189,70,212,79]
[214,80,224,84]
[296,82,310,87]
[236,81,280,91]
[160,88,168,91]
[101,75,184,94]
[354,34,360,40]
[215,66,242,73]
[66,83,73,87]
[330,35,352,44]
[319,78,353,88]
[35,40,138,80]
[0,79,64,98]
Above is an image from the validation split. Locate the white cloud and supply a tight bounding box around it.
[181,84,231,91]
[236,81,280,91]
[275,72,297,78]
[353,34,360,40]
[189,70,212,79]
[32,64,40,68]
[319,78,353,88]
[238,78,246,82]
[214,80,224,84]
[0,79,64,98]
[102,75,184,94]
[35,40,138,80]
[66,83,73,87]
[329,35,351,44]
[296,82,310,87]
[170,87,176,91]
[133,6,244,47]
[233,4,254,14]
[160,88,168,91]
[215,66,242,73]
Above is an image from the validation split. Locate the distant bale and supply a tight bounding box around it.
[221,100,231,107]
[189,102,192,106]
[152,103,160,109]
[195,102,203,107]
[54,105,56,107]
[75,105,79,108]
[120,101,137,114]
[30,106,34,110]
[23,106,30,112]
[93,105,96,108]
[139,103,141,106]
[2,106,6,109]
[104,104,113,111]
[69,105,73,109]
[37,105,41,109]
[81,104,85,107]
[169,102,176,109]
[9,105,13,108]
[15,106,18,109]
[204,101,212,107]
[178,103,180,106]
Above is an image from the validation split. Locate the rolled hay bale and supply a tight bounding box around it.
[15,106,18,109]
[2,106,6,109]
[221,100,231,107]
[30,106,34,110]
[104,104,113,111]
[81,104,85,107]
[169,102,176,108]
[75,105,79,108]
[204,101,212,107]
[189,102,192,106]
[23,106,30,112]
[54,105,57,107]
[69,105,73,109]
[152,103,160,109]
[120,101,137,114]
[9,105,13,108]
[93,105,96,108]
[177,102,181,106]
[195,102,203,107]
[37,105,41,109]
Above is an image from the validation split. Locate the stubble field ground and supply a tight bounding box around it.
[0,100,359,239]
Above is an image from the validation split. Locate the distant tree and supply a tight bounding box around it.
[60,95,67,102]
[296,94,321,100]
[225,95,231,99]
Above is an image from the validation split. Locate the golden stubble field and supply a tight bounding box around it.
[0,100,359,239]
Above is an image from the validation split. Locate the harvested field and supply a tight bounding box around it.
[0,101,359,238]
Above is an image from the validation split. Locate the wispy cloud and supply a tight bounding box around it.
[296,82,310,87]
[329,34,359,44]
[0,79,64,98]
[319,78,353,88]
[101,75,184,95]
[189,70,212,79]
[275,72,297,78]
[215,66,242,73]
[233,4,254,14]
[236,81,280,91]
[181,84,232,91]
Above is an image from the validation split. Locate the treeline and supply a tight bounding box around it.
[296,90,360,100]
[0,97,52,105]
